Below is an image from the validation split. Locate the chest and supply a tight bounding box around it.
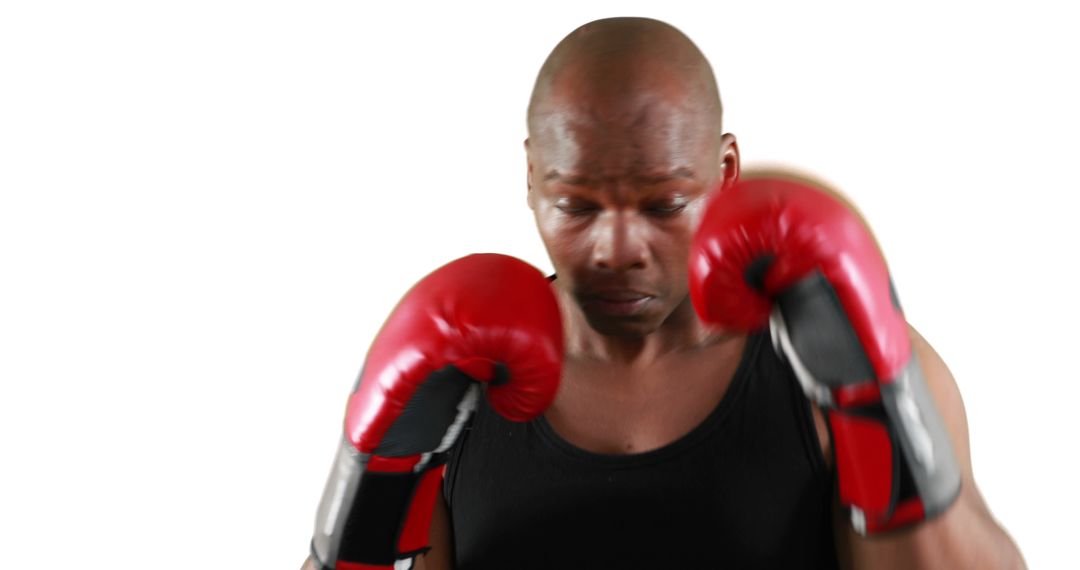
[448,376,840,569]
[543,338,746,454]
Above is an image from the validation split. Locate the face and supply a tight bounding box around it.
[527,91,739,338]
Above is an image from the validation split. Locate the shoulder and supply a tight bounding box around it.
[906,324,974,479]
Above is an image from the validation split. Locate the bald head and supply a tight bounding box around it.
[527,17,722,142]
[524,19,739,339]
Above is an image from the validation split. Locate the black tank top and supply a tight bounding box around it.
[443,327,839,569]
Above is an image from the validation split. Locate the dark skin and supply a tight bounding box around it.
[521,32,747,456]
[302,17,1025,570]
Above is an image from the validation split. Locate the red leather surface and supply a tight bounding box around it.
[689,176,911,383]
[397,465,447,555]
[344,254,564,453]
[830,410,894,515]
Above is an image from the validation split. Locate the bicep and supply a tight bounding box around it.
[907,326,1002,523]
[910,327,974,477]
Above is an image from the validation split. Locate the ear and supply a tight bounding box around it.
[719,133,740,191]
[525,138,536,210]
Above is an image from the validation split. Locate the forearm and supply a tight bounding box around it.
[845,486,1025,570]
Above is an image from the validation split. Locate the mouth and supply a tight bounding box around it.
[580,290,656,317]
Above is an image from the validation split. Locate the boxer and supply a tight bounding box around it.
[302,17,1025,570]
[689,170,963,535]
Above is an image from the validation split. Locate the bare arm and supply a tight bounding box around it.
[412,489,455,570]
[835,326,1026,569]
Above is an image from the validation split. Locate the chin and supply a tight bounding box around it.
[583,310,666,338]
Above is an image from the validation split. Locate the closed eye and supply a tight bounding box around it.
[557,205,599,216]
[644,198,688,216]
[555,198,600,216]
[646,205,685,215]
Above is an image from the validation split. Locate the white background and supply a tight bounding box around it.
[2,1,1077,568]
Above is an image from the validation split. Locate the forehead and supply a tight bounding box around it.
[533,98,714,177]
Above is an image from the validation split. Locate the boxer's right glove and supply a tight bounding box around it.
[689,174,961,535]
[310,254,563,569]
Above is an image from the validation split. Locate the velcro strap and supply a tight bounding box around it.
[829,409,896,517]
[397,465,446,555]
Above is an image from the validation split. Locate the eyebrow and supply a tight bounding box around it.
[639,167,696,183]
[543,167,697,185]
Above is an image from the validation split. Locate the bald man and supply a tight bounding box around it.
[303,17,1024,570]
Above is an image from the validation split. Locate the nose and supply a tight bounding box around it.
[590,210,648,272]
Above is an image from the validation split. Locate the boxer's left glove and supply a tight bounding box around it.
[311,254,563,569]
[688,173,961,535]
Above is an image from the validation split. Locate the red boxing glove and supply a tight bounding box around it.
[311,254,563,569]
[689,173,960,534]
